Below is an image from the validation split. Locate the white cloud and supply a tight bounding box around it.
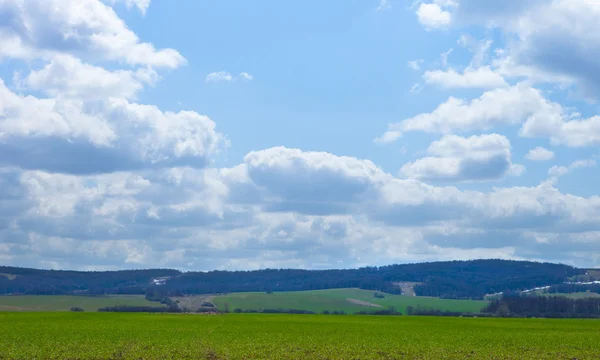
[239,72,253,81]
[519,109,600,148]
[417,0,600,97]
[22,54,153,100]
[409,83,424,94]
[376,0,391,11]
[408,60,423,71]
[205,71,254,83]
[2,145,600,269]
[0,79,114,146]
[417,3,452,29]
[205,72,234,83]
[374,130,403,145]
[240,147,387,214]
[424,36,502,90]
[423,66,507,89]
[548,159,597,179]
[380,83,551,137]
[400,134,522,182]
[467,39,493,68]
[379,83,600,147]
[440,48,453,68]
[0,80,225,173]
[525,147,554,162]
[106,0,151,15]
[0,0,185,68]
[1,0,600,270]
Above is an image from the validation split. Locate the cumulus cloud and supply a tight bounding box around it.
[1,0,600,271]
[525,147,554,162]
[0,0,185,67]
[0,80,225,174]
[22,55,154,100]
[548,159,597,179]
[423,66,507,89]
[239,147,387,215]
[416,3,452,29]
[378,83,600,147]
[379,84,549,137]
[400,134,523,182]
[416,0,600,97]
[2,144,600,269]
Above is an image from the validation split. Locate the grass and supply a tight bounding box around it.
[542,292,600,299]
[0,312,599,359]
[0,295,162,312]
[212,288,486,314]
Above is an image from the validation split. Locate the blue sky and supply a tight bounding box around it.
[0,0,599,270]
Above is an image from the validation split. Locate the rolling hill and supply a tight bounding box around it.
[0,260,585,300]
[210,288,486,314]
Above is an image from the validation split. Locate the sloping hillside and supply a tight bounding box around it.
[0,260,583,300]
[211,288,486,314]
[163,260,582,299]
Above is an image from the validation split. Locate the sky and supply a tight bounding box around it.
[0,0,599,271]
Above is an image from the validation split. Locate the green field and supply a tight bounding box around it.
[543,292,600,299]
[212,288,486,314]
[0,312,598,359]
[0,295,162,312]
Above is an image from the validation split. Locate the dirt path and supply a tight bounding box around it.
[392,282,420,296]
[346,298,382,308]
[0,305,28,311]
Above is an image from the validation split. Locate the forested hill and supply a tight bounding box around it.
[0,260,584,300]
[0,267,180,295]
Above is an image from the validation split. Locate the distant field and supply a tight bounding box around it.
[0,273,16,280]
[0,313,598,359]
[0,295,161,312]
[569,269,600,282]
[173,295,215,312]
[212,288,486,314]
[544,292,600,299]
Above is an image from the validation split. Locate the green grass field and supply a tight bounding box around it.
[0,295,162,312]
[543,292,600,299]
[212,288,486,314]
[0,312,598,359]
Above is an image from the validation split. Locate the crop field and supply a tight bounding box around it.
[212,288,486,314]
[1,313,599,359]
[0,295,161,312]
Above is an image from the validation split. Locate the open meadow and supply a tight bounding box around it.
[0,295,161,312]
[211,288,486,314]
[0,312,598,359]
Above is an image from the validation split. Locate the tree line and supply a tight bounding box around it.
[156,260,581,299]
[0,260,583,300]
[484,295,600,318]
[546,283,600,294]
